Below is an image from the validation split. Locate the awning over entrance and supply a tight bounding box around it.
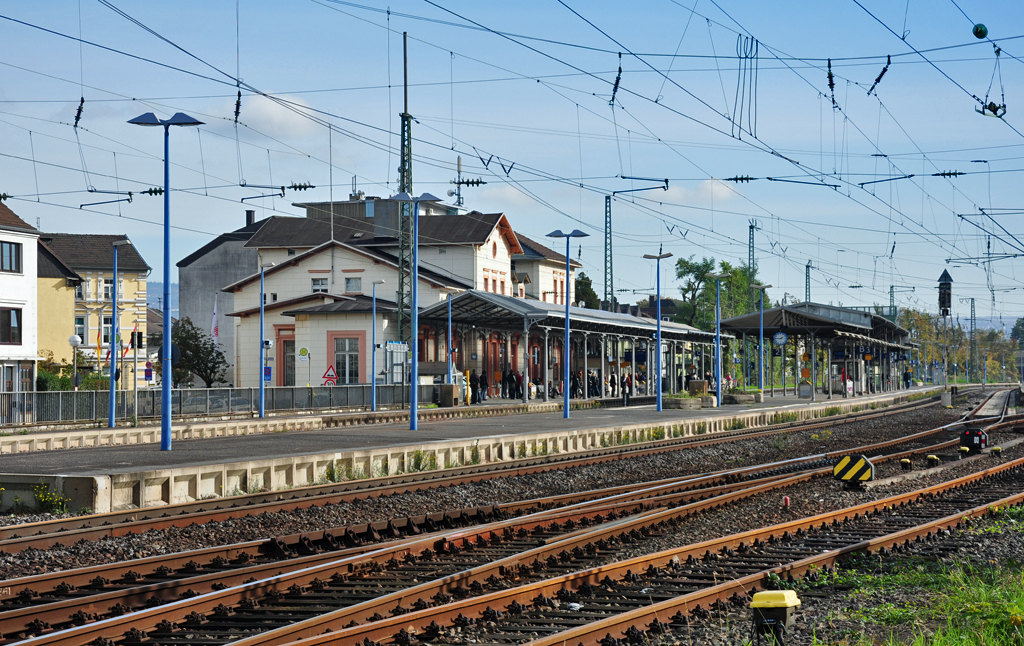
[721,302,911,349]
[419,290,724,343]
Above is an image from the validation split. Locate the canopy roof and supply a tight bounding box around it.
[721,302,910,348]
[419,290,723,342]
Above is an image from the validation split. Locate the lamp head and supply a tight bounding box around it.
[112,239,132,248]
[127,112,162,126]
[546,230,567,239]
[69,334,82,347]
[165,112,204,127]
[261,261,276,269]
[568,229,589,238]
[372,279,386,285]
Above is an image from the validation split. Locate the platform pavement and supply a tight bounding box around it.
[0,386,932,478]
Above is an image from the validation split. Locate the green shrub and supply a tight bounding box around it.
[33,482,69,514]
[726,418,747,431]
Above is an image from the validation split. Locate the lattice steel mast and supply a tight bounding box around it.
[397,32,413,345]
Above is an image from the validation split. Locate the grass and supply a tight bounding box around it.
[821,406,844,417]
[725,418,747,431]
[802,506,1024,645]
[771,412,800,425]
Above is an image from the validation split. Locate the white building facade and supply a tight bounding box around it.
[0,204,39,399]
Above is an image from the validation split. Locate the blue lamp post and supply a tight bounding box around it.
[707,272,731,407]
[391,192,441,431]
[258,261,275,418]
[751,283,771,391]
[643,250,673,411]
[546,229,589,419]
[371,279,385,411]
[108,239,131,428]
[128,112,204,450]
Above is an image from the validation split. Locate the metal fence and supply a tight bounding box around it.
[0,384,437,427]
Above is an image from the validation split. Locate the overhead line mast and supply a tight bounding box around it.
[397,32,413,346]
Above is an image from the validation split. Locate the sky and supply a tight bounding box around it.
[2,1,1023,330]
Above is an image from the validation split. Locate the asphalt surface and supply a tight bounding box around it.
[1,389,920,477]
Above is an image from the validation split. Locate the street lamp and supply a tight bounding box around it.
[751,283,772,391]
[108,239,132,428]
[643,249,673,411]
[68,334,81,391]
[391,192,441,431]
[258,261,276,418]
[371,279,385,412]
[707,272,731,407]
[547,229,589,419]
[129,111,204,450]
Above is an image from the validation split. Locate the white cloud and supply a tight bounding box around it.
[206,93,320,140]
[661,179,738,205]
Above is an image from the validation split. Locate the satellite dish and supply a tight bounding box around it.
[447,189,456,197]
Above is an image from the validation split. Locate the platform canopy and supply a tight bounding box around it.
[419,290,724,343]
[721,302,911,349]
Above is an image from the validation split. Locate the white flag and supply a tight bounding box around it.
[211,296,219,343]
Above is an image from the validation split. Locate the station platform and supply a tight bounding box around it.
[0,385,969,515]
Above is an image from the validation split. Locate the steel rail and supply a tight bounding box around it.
[0,391,1002,643]
[0,389,969,554]
[269,455,1024,646]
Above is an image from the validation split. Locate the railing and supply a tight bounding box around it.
[0,384,438,428]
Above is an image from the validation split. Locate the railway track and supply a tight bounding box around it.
[0,388,1013,645]
[0,387,991,555]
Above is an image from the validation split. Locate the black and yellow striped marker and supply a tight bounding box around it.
[833,454,874,484]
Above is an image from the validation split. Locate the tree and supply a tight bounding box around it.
[574,272,601,309]
[1012,317,1024,346]
[673,256,716,328]
[150,317,228,388]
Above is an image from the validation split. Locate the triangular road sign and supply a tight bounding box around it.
[322,364,338,380]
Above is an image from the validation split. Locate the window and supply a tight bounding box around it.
[560,280,565,304]
[312,278,328,293]
[74,282,84,300]
[271,293,278,303]
[483,277,489,292]
[287,249,296,256]
[553,278,558,304]
[345,277,362,293]
[0,241,22,273]
[334,337,360,384]
[500,280,505,295]
[519,284,525,298]
[103,278,113,300]
[102,316,112,345]
[438,247,446,255]
[492,241,497,258]
[0,308,22,344]
[75,316,85,339]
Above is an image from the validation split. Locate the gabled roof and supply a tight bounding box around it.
[513,232,583,269]
[721,301,909,345]
[37,240,82,281]
[227,292,345,318]
[39,234,150,272]
[283,294,399,317]
[177,218,265,268]
[243,212,522,253]
[0,202,37,233]
[222,239,471,293]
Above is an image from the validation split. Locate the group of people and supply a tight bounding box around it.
[468,368,527,404]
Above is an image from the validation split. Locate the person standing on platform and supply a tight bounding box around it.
[470,369,480,404]
[501,368,509,399]
[480,372,489,401]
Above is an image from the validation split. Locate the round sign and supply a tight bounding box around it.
[145,361,152,369]
[773,331,788,346]
[298,347,308,357]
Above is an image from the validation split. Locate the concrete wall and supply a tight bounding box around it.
[180,238,258,381]
[36,276,76,366]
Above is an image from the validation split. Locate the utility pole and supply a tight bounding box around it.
[805,260,812,303]
[748,219,759,310]
[448,156,484,207]
[958,296,976,382]
[604,195,614,312]
[397,32,414,346]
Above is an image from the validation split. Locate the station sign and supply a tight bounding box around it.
[298,347,309,362]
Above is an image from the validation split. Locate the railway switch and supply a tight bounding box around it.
[833,454,874,489]
[960,429,988,454]
[751,590,800,644]
[900,459,912,471]
[927,455,941,468]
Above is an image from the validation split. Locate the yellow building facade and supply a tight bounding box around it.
[35,241,81,367]
[40,234,150,391]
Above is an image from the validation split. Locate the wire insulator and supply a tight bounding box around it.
[74,97,85,128]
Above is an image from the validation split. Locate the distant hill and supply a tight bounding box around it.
[147,282,179,319]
